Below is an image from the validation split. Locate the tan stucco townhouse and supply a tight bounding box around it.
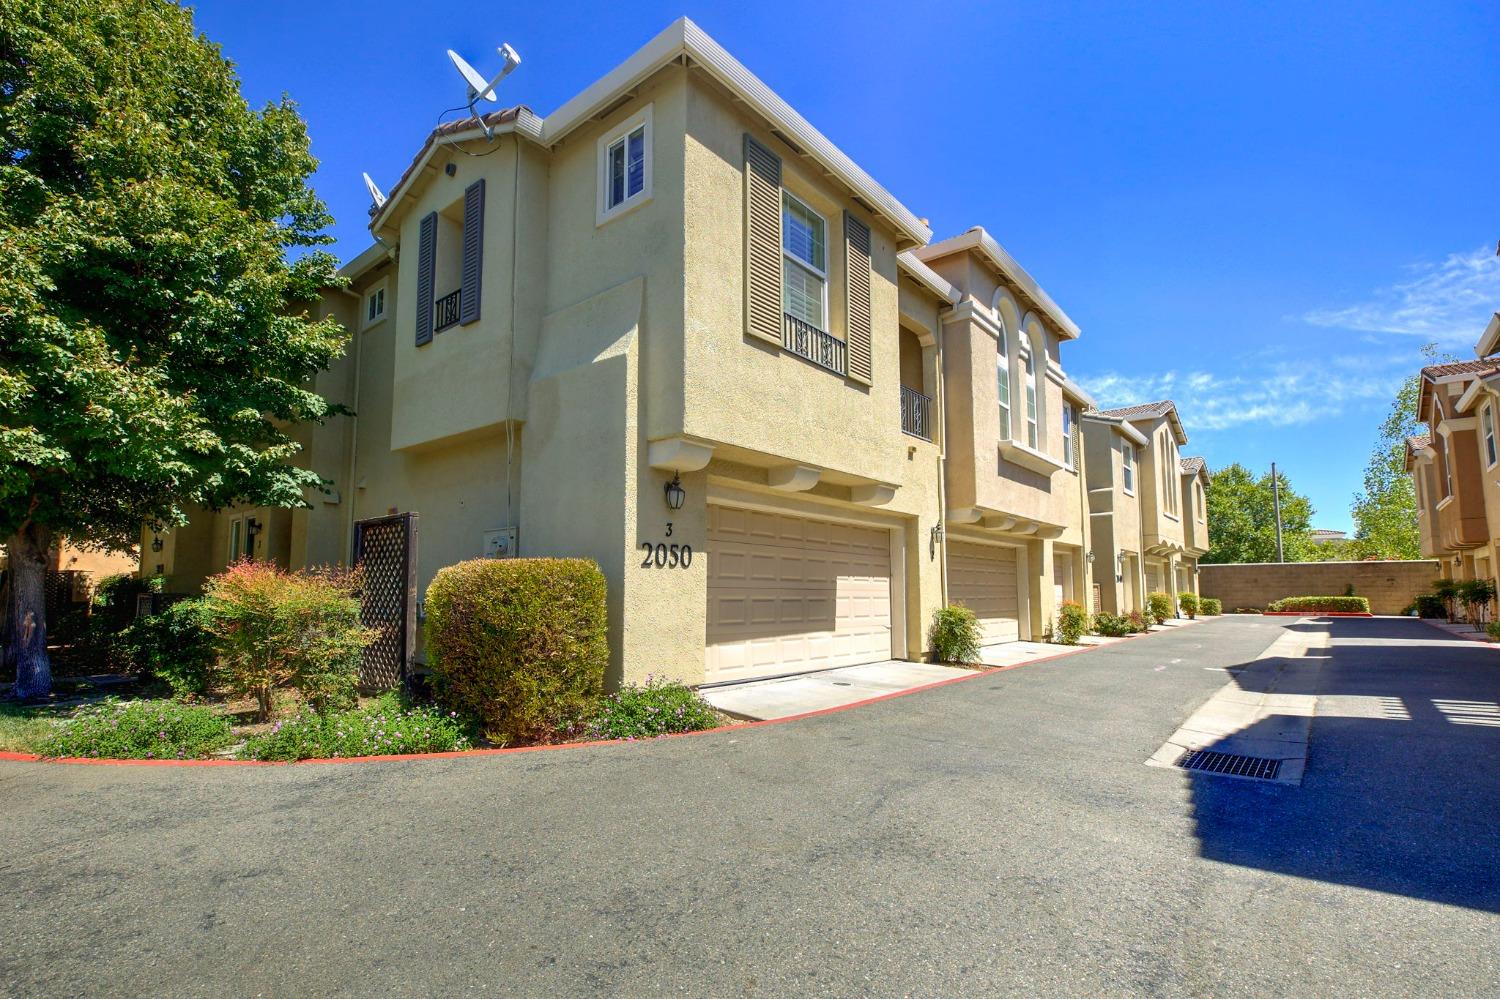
[1408,313,1500,582]
[144,18,1177,688]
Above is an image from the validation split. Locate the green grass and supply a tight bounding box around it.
[0,702,63,754]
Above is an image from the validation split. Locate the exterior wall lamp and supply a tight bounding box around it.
[664,473,686,511]
[150,535,164,554]
[1086,550,1096,564]
[1115,551,1125,582]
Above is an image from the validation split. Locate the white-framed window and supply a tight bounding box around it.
[227,518,242,564]
[362,278,387,330]
[1485,404,1497,468]
[997,325,1011,440]
[1062,404,1076,470]
[1023,347,1038,449]
[596,105,652,224]
[781,191,827,330]
[1122,441,1135,495]
[1195,481,1206,522]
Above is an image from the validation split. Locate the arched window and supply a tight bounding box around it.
[997,324,1011,440]
[1023,345,1038,448]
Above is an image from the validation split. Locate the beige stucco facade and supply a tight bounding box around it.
[144,18,1209,687]
[1410,355,1500,584]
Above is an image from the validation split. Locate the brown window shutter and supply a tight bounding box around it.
[844,211,873,385]
[743,133,782,345]
[415,211,437,346]
[459,179,484,325]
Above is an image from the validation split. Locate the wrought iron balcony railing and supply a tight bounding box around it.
[782,313,846,376]
[901,384,933,441]
[434,289,462,333]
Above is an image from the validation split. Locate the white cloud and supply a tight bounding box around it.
[1078,363,1403,433]
[1302,246,1500,343]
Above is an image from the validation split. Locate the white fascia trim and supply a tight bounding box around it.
[897,250,961,304]
[338,243,391,282]
[1455,374,1500,415]
[1045,367,1096,408]
[1081,413,1148,446]
[913,227,1081,340]
[541,18,931,248]
[1476,311,1500,359]
[942,299,1003,338]
[369,110,545,233]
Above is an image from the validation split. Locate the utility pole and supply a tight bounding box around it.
[1271,462,1285,563]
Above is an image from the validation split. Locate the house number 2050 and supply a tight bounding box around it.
[640,542,692,568]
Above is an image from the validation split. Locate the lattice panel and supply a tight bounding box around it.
[354,515,414,690]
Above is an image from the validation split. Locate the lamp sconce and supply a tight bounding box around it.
[929,521,944,558]
[1086,550,1096,564]
[1115,550,1125,582]
[664,473,686,511]
[246,517,262,539]
[150,535,164,554]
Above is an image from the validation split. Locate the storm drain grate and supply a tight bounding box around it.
[1176,749,1282,780]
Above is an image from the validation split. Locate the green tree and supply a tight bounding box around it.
[0,1,346,698]
[1349,344,1451,560]
[1203,463,1317,564]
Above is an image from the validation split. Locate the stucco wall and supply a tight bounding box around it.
[1199,561,1441,615]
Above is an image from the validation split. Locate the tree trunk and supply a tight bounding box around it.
[5,522,53,701]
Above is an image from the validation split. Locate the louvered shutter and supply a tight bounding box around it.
[743,134,783,346]
[459,179,485,325]
[415,211,437,346]
[844,211,873,385]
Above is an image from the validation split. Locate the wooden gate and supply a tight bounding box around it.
[353,513,417,690]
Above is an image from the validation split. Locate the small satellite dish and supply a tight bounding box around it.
[362,172,387,210]
[445,44,522,138]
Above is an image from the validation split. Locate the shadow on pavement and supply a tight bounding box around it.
[1187,617,1500,912]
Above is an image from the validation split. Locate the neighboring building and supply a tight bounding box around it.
[146,18,1201,687]
[1408,360,1497,580]
[1310,528,1347,545]
[1081,410,1149,615]
[1091,402,1197,604]
[1179,456,1210,591]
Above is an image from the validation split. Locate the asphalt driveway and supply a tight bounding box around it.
[2,616,1497,998]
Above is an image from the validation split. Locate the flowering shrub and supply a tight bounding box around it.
[204,561,374,721]
[1092,612,1133,637]
[1055,600,1089,645]
[42,699,233,760]
[243,693,472,761]
[1127,610,1151,632]
[1178,591,1200,619]
[1147,592,1175,623]
[929,605,982,664]
[586,677,721,741]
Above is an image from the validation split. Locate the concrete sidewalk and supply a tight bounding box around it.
[700,661,978,720]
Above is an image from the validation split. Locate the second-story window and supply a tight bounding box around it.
[782,192,827,330]
[1122,440,1135,494]
[1062,405,1075,470]
[597,106,652,224]
[1196,481,1206,522]
[1023,347,1038,448]
[997,326,1011,440]
[1485,405,1497,468]
[364,283,386,329]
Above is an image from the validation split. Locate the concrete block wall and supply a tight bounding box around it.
[1200,560,1443,616]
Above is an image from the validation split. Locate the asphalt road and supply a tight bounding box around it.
[2,616,1497,998]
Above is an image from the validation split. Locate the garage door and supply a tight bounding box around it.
[948,542,1021,646]
[706,506,893,683]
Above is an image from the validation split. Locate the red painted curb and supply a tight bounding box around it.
[0,619,1217,770]
[1418,618,1500,647]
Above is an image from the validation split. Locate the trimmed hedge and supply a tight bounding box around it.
[1412,594,1446,619]
[426,558,607,746]
[1267,596,1371,614]
[1200,598,1222,616]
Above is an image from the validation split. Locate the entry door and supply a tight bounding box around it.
[706,506,893,683]
[948,542,1021,646]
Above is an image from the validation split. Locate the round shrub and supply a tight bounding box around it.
[116,598,217,697]
[1178,591,1199,619]
[1413,594,1445,619]
[1128,610,1151,632]
[426,558,608,746]
[1267,596,1371,614]
[587,676,721,740]
[1147,592,1174,622]
[1056,600,1088,645]
[929,605,982,664]
[1200,598,1222,616]
[1092,612,1132,637]
[42,699,233,760]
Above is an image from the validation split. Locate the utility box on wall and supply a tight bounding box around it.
[482,527,518,559]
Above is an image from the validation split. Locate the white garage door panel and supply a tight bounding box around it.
[707,506,893,683]
[948,541,1021,646]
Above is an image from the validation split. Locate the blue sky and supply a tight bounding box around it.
[194,1,1500,532]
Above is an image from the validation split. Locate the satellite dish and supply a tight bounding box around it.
[362,172,387,210]
[445,44,522,138]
